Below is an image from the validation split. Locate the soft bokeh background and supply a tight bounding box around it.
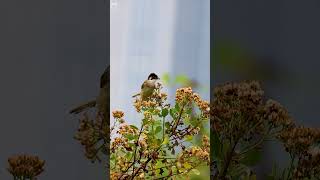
[0,0,107,179]
[111,0,210,179]
[213,0,320,178]
[111,0,210,124]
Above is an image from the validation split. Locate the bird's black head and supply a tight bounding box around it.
[148,73,159,80]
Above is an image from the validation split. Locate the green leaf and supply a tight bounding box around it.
[155,126,162,134]
[161,108,169,117]
[162,136,169,145]
[186,107,193,115]
[155,160,163,169]
[159,168,165,175]
[124,134,137,140]
[130,125,139,130]
[191,169,200,175]
[142,118,149,125]
[125,152,132,159]
[165,122,171,129]
[183,162,192,169]
[183,117,191,126]
[175,103,180,112]
[170,109,177,118]
[185,135,193,142]
[239,148,262,166]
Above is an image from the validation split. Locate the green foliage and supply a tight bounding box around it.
[161,73,197,89]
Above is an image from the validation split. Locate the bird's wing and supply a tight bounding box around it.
[141,80,148,89]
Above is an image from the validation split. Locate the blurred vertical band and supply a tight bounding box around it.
[210,1,214,179]
[106,0,110,179]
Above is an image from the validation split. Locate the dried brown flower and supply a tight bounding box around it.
[175,87,210,118]
[263,99,294,129]
[178,146,210,166]
[293,147,320,179]
[112,110,124,119]
[278,127,320,155]
[176,87,194,103]
[8,154,45,179]
[202,135,210,152]
[134,99,158,112]
[211,81,265,139]
[74,113,108,162]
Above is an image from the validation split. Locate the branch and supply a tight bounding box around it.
[171,103,186,135]
[118,125,144,179]
[219,138,239,179]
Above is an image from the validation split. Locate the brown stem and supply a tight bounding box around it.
[171,103,186,134]
[129,144,164,179]
[118,125,144,179]
[130,156,152,180]
[132,125,144,174]
[286,154,295,180]
[219,139,239,179]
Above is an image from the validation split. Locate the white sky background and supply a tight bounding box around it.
[111,0,210,125]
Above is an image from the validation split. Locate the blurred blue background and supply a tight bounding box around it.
[111,0,210,125]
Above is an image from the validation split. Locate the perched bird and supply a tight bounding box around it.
[70,66,109,119]
[132,73,160,101]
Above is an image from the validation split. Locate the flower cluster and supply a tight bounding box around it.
[175,135,210,177]
[294,148,320,179]
[278,127,320,155]
[179,146,210,164]
[202,135,210,152]
[193,93,210,118]
[111,86,209,179]
[118,124,139,135]
[112,110,124,119]
[175,87,194,103]
[7,154,45,179]
[211,81,266,140]
[213,80,263,105]
[211,81,299,179]
[262,99,294,129]
[74,113,108,162]
[134,95,162,112]
[175,87,210,118]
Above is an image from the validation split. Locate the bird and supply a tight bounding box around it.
[70,66,109,119]
[132,73,161,101]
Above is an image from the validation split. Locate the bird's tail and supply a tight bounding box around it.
[132,93,140,98]
[70,100,96,114]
